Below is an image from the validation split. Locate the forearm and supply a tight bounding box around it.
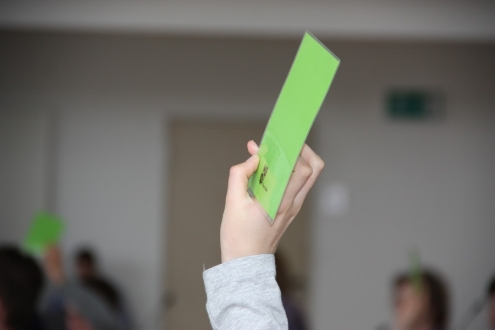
[203,254,288,330]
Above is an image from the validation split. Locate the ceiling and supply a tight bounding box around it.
[1,1,494,42]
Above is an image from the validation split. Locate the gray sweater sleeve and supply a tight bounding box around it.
[203,254,288,330]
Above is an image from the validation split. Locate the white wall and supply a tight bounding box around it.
[310,42,495,329]
[0,32,494,329]
[0,107,50,243]
[55,110,166,328]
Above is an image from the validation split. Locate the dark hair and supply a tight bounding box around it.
[393,268,450,329]
[75,248,96,266]
[0,246,44,330]
[488,275,495,298]
[83,277,121,311]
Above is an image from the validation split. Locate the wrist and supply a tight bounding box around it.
[221,245,273,263]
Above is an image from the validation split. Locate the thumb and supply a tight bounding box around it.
[226,155,259,201]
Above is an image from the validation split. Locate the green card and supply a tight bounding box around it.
[248,31,340,223]
[409,249,423,293]
[24,212,65,255]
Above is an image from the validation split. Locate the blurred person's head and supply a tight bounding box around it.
[0,246,44,330]
[75,248,97,280]
[392,269,449,330]
[488,275,495,329]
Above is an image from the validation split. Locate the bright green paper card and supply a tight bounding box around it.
[24,212,65,255]
[248,31,340,223]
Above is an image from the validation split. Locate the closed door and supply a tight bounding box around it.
[165,120,311,329]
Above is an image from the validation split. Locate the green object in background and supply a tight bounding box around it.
[409,249,423,293]
[24,212,65,255]
[248,31,340,223]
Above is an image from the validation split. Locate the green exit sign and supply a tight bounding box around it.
[386,90,443,120]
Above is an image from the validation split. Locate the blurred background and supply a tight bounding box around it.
[0,1,494,329]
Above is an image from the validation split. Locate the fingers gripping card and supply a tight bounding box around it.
[248,31,340,223]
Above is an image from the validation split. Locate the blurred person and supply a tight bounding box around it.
[74,249,132,329]
[488,275,495,329]
[41,246,122,330]
[66,307,95,330]
[392,270,450,330]
[74,249,120,309]
[0,245,45,330]
[202,141,323,329]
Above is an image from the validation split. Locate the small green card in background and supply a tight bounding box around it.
[248,31,340,223]
[24,212,65,255]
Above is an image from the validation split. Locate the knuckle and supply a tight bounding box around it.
[314,157,325,172]
[225,193,235,204]
[229,165,241,177]
[300,163,313,178]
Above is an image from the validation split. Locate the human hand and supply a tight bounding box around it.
[44,245,65,285]
[220,140,324,263]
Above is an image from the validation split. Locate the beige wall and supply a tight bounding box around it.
[1,31,494,329]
